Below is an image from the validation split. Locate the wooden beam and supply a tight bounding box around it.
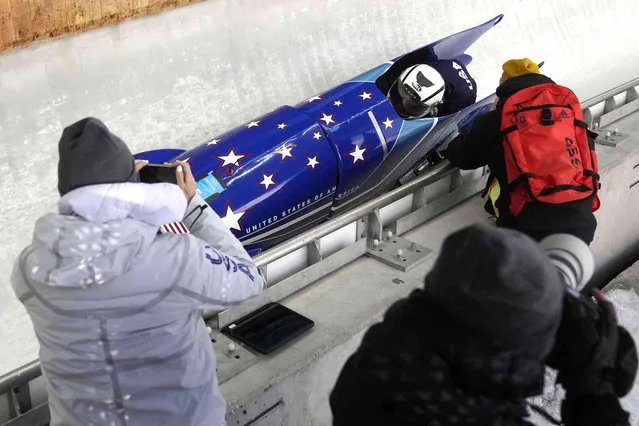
[0,0,207,53]
[101,0,121,26]
[117,0,135,20]
[9,0,31,42]
[0,0,16,50]
[29,0,53,40]
[51,0,70,38]
[147,0,176,16]
[83,0,102,31]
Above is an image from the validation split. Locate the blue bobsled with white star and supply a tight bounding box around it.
[135,14,505,255]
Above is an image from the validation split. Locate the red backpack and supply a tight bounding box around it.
[499,83,601,217]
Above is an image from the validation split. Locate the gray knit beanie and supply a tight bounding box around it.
[423,223,564,360]
[57,117,136,195]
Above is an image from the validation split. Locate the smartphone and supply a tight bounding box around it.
[140,164,228,204]
[222,303,314,355]
[139,163,178,185]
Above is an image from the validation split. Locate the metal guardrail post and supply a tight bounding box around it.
[0,361,40,398]
[581,78,639,129]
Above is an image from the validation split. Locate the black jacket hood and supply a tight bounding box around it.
[496,74,555,107]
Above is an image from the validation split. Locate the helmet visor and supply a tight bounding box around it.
[398,82,435,117]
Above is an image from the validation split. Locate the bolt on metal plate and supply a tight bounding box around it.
[209,328,258,384]
[366,231,434,272]
[594,127,631,147]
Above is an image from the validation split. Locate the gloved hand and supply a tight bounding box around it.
[490,96,500,111]
[546,289,638,397]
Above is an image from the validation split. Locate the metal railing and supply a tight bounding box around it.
[1,76,638,420]
[251,160,455,268]
[581,78,639,112]
[582,77,639,129]
[0,361,40,400]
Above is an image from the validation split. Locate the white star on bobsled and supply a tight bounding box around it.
[308,95,322,103]
[334,100,343,107]
[207,138,220,146]
[306,156,320,169]
[277,123,287,130]
[313,131,322,140]
[320,113,335,126]
[275,144,294,160]
[217,149,246,167]
[181,157,191,162]
[260,173,276,190]
[382,117,394,129]
[221,205,246,231]
[359,91,372,101]
[247,121,260,128]
[349,145,367,164]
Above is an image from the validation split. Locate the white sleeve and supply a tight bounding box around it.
[182,194,253,263]
[176,194,265,308]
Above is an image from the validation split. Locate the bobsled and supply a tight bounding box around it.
[135,14,506,255]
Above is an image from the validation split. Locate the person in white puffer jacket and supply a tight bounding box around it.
[11,117,264,426]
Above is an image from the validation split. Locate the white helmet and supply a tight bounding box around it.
[396,64,445,118]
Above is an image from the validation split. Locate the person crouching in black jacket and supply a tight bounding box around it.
[329,224,636,426]
[443,58,598,244]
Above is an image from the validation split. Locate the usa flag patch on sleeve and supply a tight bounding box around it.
[160,221,190,235]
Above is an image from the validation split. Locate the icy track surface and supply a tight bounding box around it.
[1,0,639,420]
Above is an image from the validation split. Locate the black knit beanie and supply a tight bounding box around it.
[57,117,136,196]
[423,223,564,360]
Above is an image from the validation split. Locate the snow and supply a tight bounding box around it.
[609,288,639,423]
[0,0,639,403]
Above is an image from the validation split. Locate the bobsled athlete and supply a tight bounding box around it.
[388,59,477,119]
[330,224,637,426]
[11,118,264,426]
[444,58,600,245]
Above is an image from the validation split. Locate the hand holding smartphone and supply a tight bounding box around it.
[138,161,197,202]
[138,163,179,184]
[175,162,197,202]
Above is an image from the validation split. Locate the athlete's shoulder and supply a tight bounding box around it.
[429,59,467,71]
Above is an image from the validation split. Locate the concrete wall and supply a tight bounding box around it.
[0,0,203,52]
[227,323,371,425]
[589,110,639,287]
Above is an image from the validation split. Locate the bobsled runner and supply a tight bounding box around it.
[135,14,507,255]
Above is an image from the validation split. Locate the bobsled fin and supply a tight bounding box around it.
[377,15,503,94]
[427,14,504,61]
[455,53,473,67]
